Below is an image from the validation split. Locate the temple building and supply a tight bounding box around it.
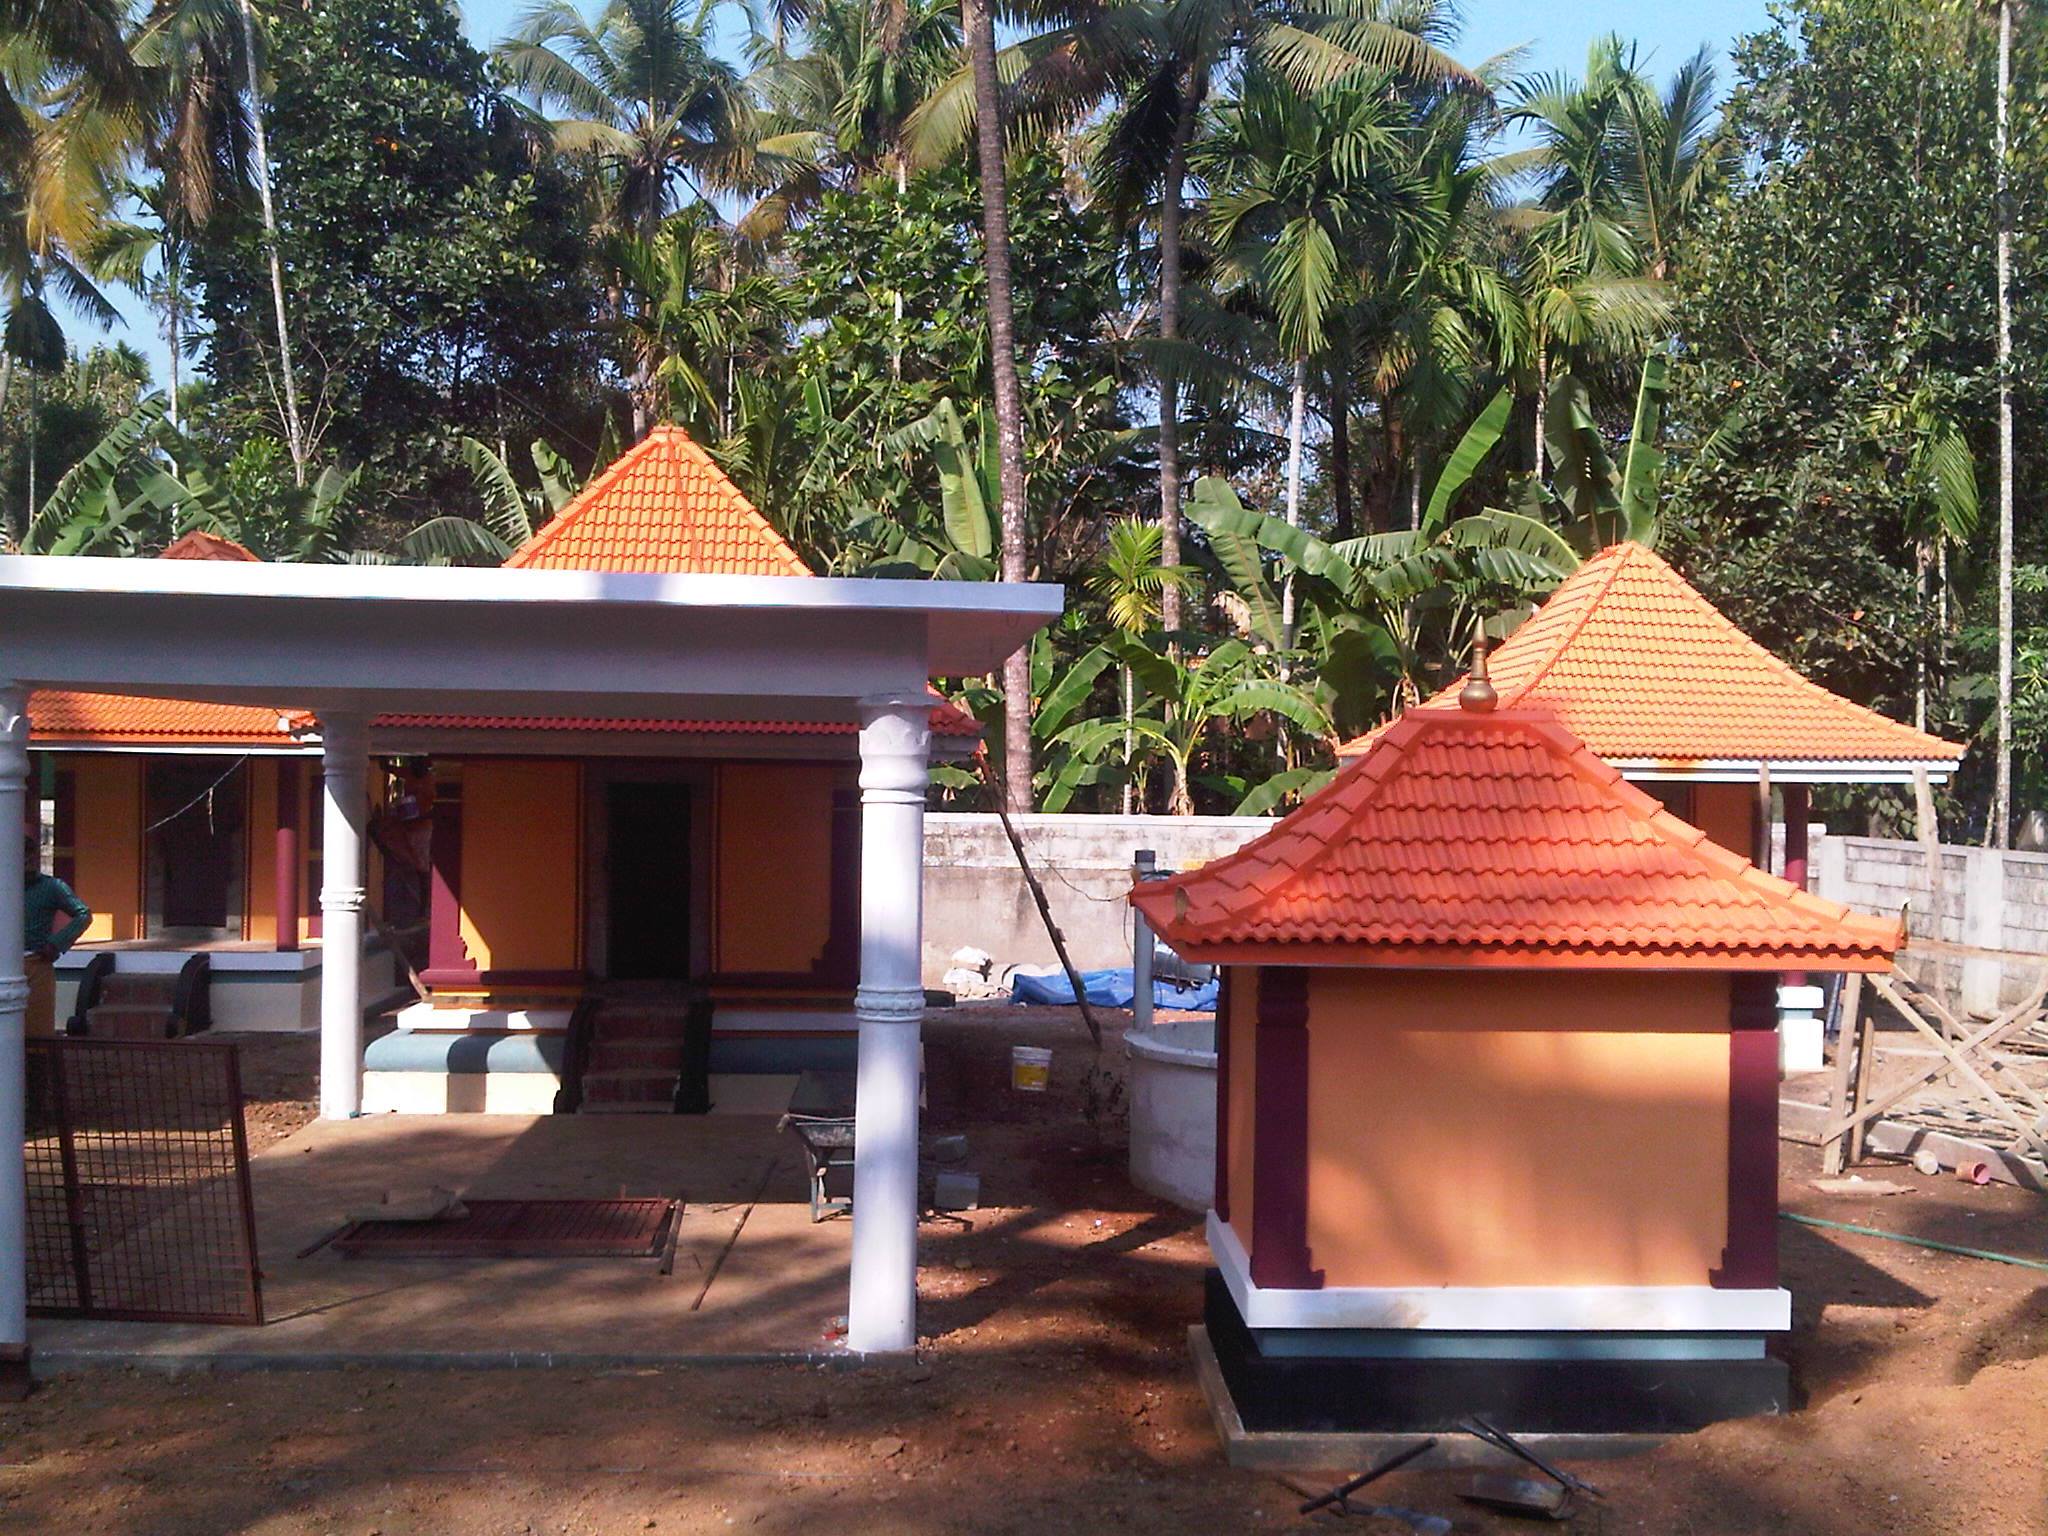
[25,426,980,1112]
[1134,680,1903,1437]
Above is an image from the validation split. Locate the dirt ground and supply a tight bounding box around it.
[5,1003,2047,1536]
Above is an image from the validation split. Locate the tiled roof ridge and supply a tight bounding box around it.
[506,430,665,569]
[1618,542,1956,758]
[1496,541,1640,706]
[504,423,809,576]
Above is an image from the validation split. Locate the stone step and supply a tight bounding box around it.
[586,1038,685,1074]
[97,974,180,1007]
[595,1010,693,1040]
[580,1068,678,1107]
[577,1100,675,1115]
[85,1005,175,1041]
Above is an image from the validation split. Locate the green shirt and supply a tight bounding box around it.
[24,873,92,956]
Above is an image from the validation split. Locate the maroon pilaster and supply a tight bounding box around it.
[1249,965,1322,1290]
[1712,973,1781,1290]
[1781,783,1811,986]
[420,770,479,987]
[1213,967,1234,1221]
[274,759,302,952]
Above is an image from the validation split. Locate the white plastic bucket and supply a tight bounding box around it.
[1010,1045,1052,1092]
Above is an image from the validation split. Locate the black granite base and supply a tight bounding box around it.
[1205,1271,1789,1435]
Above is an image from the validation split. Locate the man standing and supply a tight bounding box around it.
[23,828,91,1037]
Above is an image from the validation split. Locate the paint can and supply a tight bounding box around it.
[1010,1045,1052,1093]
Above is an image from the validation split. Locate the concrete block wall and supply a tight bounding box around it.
[1813,836,2048,1012]
[922,813,1271,982]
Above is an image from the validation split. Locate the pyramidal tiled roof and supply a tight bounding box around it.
[1132,705,1903,969]
[505,424,811,576]
[1337,542,1964,770]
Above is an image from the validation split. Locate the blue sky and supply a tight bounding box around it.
[84,0,1775,380]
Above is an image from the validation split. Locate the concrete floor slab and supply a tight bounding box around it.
[32,1113,852,1368]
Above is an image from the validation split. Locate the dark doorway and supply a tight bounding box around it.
[606,782,692,980]
[146,757,247,940]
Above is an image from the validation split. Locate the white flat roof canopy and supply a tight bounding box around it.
[0,556,1063,722]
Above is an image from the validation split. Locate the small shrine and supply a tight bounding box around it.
[1131,663,1903,1438]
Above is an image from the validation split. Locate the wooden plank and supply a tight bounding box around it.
[1871,976,2048,1165]
[1821,973,1865,1176]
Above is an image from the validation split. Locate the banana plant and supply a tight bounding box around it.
[1043,637,1334,816]
[858,398,998,580]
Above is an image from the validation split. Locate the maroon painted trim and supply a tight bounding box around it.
[274,760,302,953]
[306,771,324,941]
[1213,967,1234,1222]
[1711,974,1781,1290]
[1781,784,1811,986]
[1249,965,1322,1290]
[421,967,585,989]
[426,774,478,982]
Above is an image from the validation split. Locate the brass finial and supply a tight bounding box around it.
[1459,619,1498,713]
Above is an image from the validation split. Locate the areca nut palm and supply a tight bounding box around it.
[1085,517,1197,811]
[1200,66,1438,637]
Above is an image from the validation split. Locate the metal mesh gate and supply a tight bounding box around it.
[25,1038,263,1325]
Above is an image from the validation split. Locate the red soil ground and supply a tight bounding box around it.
[3,1003,2044,1535]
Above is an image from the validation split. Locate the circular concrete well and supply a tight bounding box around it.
[1125,1018,1217,1211]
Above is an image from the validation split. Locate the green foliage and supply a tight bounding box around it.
[187,0,603,539]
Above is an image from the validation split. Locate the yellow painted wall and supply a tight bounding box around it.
[1693,782,1756,860]
[1225,965,1261,1254]
[70,757,143,941]
[1303,969,1731,1288]
[246,759,279,944]
[457,761,582,973]
[714,762,840,975]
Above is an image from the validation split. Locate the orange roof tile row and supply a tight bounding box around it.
[1133,706,1903,969]
[505,425,813,576]
[28,691,295,747]
[1339,543,1964,768]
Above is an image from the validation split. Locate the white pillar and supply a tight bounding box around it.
[0,685,28,1356]
[847,694,930,1353]
[318,713,369,1120]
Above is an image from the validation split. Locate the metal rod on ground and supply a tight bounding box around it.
[1131,849,1157,1036]
[980,748,1104,1049]
[1298,1438,1438,1515]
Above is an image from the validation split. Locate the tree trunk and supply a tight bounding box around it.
[1156,69,1206,636]
[1994,0,2015,848]
[167,273,182,433]
[1120,664,1134,815]
[26,369,37,537]
[239,0,307,487]
[1533,342,1549,480]
[964,0,1033,814]
[1281,354,1307,644]
[1329,363,1352,541]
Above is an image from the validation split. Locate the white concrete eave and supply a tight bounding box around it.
[0,556,1062,722]
[1612,757,1961,785]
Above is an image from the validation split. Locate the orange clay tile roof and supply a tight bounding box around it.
[29,690,295,747]
[1336,542,1964,769]
[161,529,261,561]
[1132,705,1903,970]
[504,424,812,576]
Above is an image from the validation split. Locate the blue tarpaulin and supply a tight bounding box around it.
[1009,968,1218,1013]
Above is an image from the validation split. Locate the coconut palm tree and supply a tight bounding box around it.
[130,0,307,482]
[1614,43,1726,281]
[84,179,193,428]
[496,0,752,237]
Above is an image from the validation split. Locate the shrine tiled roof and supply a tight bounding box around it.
[1133,705,1903,970]
[504,424,811,576]
[1337,543,1963,773]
